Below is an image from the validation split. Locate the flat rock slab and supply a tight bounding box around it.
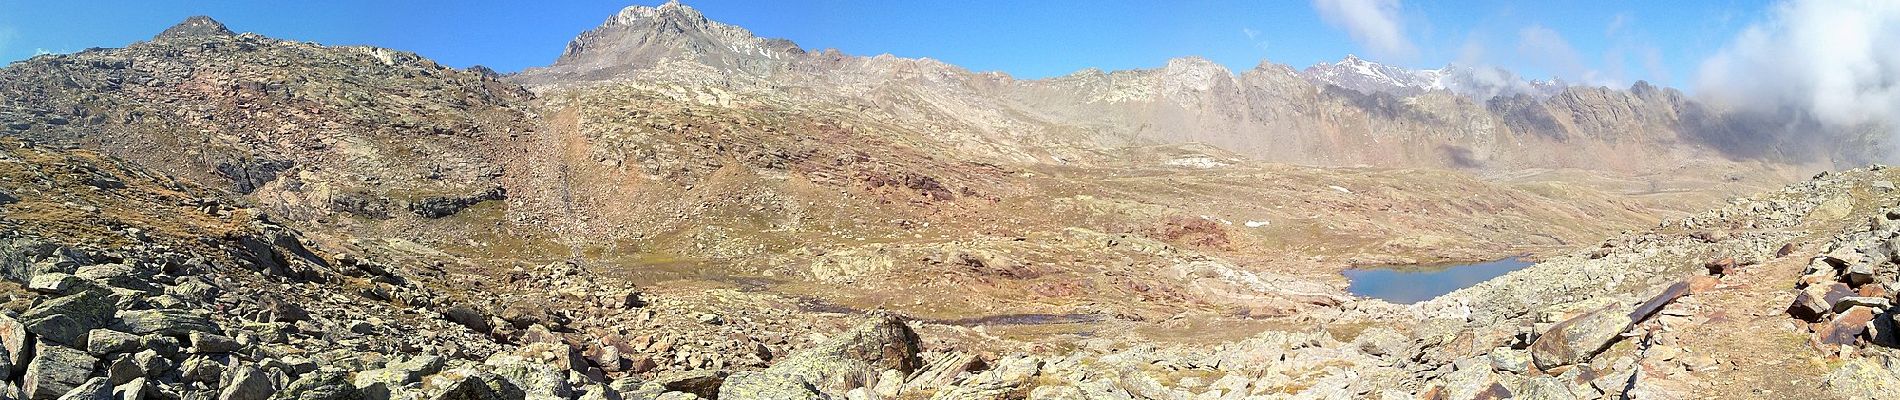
[1817,306,1878,348]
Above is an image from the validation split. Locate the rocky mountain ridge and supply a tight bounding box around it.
[514,2,1879,174]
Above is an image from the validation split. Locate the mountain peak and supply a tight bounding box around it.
[528,0,803,80]
[155,16,233,40]
[605,0,708,29]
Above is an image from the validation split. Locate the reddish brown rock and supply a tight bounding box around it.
[1688,275,1721,294]
[1816,306,1878,348]
[1791,289,1831,321]
[1859,284,1889,298]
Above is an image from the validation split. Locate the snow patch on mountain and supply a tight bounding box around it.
[1300,55,1567,100]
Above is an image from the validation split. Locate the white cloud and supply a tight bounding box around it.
[1697,0,1900,128]
[1516,25,1615,86]
[1241,28,1270,52]
[1312,0,1416,59]
[1606,13,1633,37]
[33,48,51,56]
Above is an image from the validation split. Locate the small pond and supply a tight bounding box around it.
[1343,257,1534,304]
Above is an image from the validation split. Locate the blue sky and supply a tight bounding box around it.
[0,1,1773,89]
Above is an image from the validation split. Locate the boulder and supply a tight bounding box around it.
[354,355,444,400]
[716,372,826,400]
[189,332,241,353]
[483,354,570,400]
[1845,262,1877,286]
[21,291,117,345]
[0,314,28,372]
[219,365,274,400]
[113,309,218,337]
[25,273,82,295]
[24,343,97,400]
[442,306,491,334]
[1789,286,1833,321]
[426,369,525,400]
[1531,303,1634,371]
[54,377,109,400]
[904,352,985,391]
[927,355,1042,400]
[642,370,725,399]
[179,355,225,384]
[1824,357,1900,399]
[719,313,921,398]
[84,330,140,356]
[1488,347,1531,374]
[278,369,367,400]
[1817,306,1880,348]
[262,299,311,323]
[73,265,157,293]
[1834,296,1893,313]
[110,378,151,400]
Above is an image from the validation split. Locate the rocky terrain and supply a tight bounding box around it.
[0,1,1897,399]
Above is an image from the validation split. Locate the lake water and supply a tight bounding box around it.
[1342,257,1534,304]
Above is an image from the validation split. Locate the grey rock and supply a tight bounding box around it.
[1834,296,1893,313]
[53,377,109,400]
[110,378,150,400]
[354,355,445,400]
[1488,347,1531,374]
[24,343,97,400]
[73,265,156,292]
[441,306,490,334]
[179,355,225,384]
[262,299,310,323]
[220,365,274,400]
[717,371,826,400]
[1845,262,1877,286]
[0,314,29,373]
[140,335,181,358]
[21,291,117,346]
[132,350,174,377]
[426,369,525,400]
[929,354,1042,400]
[26,273,82,295]
[1531,303,1635,371]
[1824,357,1900,399]
[278,369,367,400]
[84,329,141,356]
[189,332,240,353]
[408,187,505,219]
[1353,327,1412,357]
[718,314,920,398]
[483,354,570,400]
[643,370,724,399]
[114,309,218,337]
[107,355,143,385]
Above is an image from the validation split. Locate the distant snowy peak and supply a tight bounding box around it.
[1431,64,1568,100]
[1299,55,1567,100]
[1300,55,1439,97]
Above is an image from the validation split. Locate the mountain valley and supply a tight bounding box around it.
[0,2,1893,399]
